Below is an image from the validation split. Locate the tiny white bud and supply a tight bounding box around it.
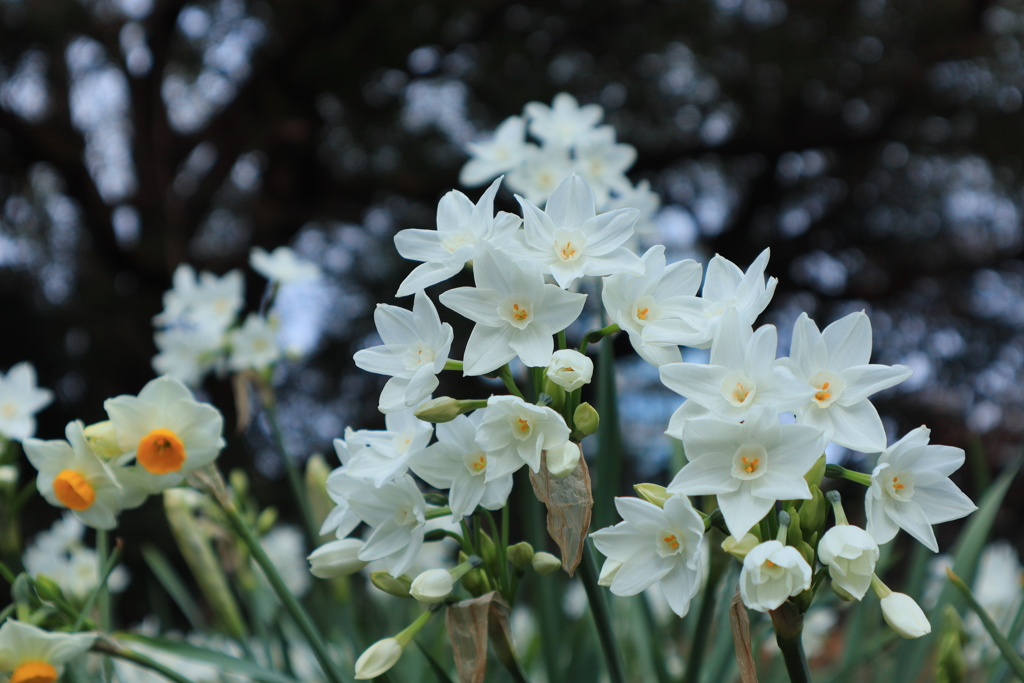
[598,559,622,587]
[308,539,368,579]
[545,441,580,479]
[880,592,931,639]
[0,465,18,486]
[410,568,455,604]
[546,349,594,392]
[532,551,562,576]
[354,637,403,680]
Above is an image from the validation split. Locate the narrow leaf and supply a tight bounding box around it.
[529,450,593,575]
[116,633,302,683]
[415,641,456,683]
[947,568,1024,681]
[141,544,208,631]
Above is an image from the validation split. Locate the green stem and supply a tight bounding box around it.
[220,499,346,683]
[579,324,620,355]
[444,359,463,372]
[776,632,811,683]
[264,403,318,545]
[683,541,727,683]
[823,464,872,487]
[425,506,452,520]
[497,365,525,400]
[558,330,567,350]
[73,539,122,631]
[94,641,194,683]
[578,542,626,683]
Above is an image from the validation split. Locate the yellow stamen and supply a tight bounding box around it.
[0,403,15,418]
[733,383,750,402]
[559,243,577,260]
[517,418,530,433]
[741,457,760,474]
[512,303,529,321]
[637,307,649,320]
[766,560,776,568]
[471,455,487,472]
[815,381,832,402]
[137,428,187,475]
[53,470,95,511]
[11,661,58,683]
[892,476,904,491]
[662,534,680,551]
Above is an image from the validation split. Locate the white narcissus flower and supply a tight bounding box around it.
[643,248,778,350]
[817,525,879,600]
[308,538,368,578]
[572,125,636,207]
[460,116,529,187]
[343,408,433,488]
[524,92,603,148]
[439,248,586,376]
[739,540,812,612]
[250,246,321,283]
[607,180,661,241]
[474,396,571,482]
[152,325,223,387]
[545,441,581,478]
[590,495,705,617]
[602,245,703,366]
[505,144,574,205]
[0,619,96,682]
[660,308,814,437]
[153,265,243,332]
[408,413,512,522]
[228,314,281,372]
[0,362,53,441]
[865,426,976,552]
[667,407,822,539]
[23,421,145,530]
[545,349,594,392]
[348,475,427,578]
[785,312,912,453]
[104,376,226,492]
[353,291,454,414]
[319,430,376,540]
[514,174,643,289]
[393,176,521,297]
[879,591,931,638]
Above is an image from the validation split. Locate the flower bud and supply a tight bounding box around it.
[573,402,600,438]
[721,533,760,561]
[32,574,65,603]
[634,483,670,508]
[354,637,403,680]
[507,542,535,568]
[880,592,931,638]
[804,454,826,488]
[531,551,562,576]
[546,442,580,478]
[255,507,278,535]
[414,397,463,423]
[546,350,594,392]
[229,469,250,498]
[308,539,368,579]
[371,571,413,598]
[818,525,878,600]
[0,465,18,486]
[598,559,622,587]
[798,485,827,537]
[83,420,122,460]
[410,568,455,604]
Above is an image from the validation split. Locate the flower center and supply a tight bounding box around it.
[720,371,757,408]
[553,229,587,263]
[463,451,487,475]
[761,559,786,579]
[11,662,58,683]
[656,530,684,557]
[731,443,769,481]
[511,416,534,440]
[441,230,476,254]
[883,469,916,501]
[394,504,420,527]
[808,371,846,409]
[499,296,534,329]
[53,470,96,511]
[136,428,187,475]
[632,295,658,327]
[0,403,15,418]
[392,431,416,454]
[403,341,436,370]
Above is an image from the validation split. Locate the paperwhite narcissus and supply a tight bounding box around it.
[0,362,53,442]
[408,413,512,522]
[0,619,96,683]
[227,313,281,372]
[307,538,368,578]
[545,349,594,392]
[23,421,145,529]
[354,637,404,680]
[153,264,243,333]
[249,246,321,283]
[506,145,574,205]
[104,376,226,492]
[572,125,637,207]
[865,426,976,552]
[439,247,587,376]
[410,568,455,604]
[459,116,529,187]
[393,176,521,297]
[590,496,705,617]
[739,540,812,612]
[524,92,603,148]
[342,408,433,488]
[513,174,643,290]
[545,441,581,478]
[784,312,912,453]
[474,396,570,482]
[353,291,454,414]
[601,245,703,366]
[667,407,822,539]
[347,475,427,578]
[817,525,879,600]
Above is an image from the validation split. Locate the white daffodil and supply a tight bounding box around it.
[347,475,427,578]
[865,426,976,552]
[474,395,570,481]
[343,408,433,488]
[513,174,643,289]
[249,246,321,283]
[524,92,603,148]
[439,248,586,376]
[642,248,777,350]
[0,362,52,441]
[602,245,703,366]
[104,376,225,492]
[660,309,814,436]
[23,421,145,530]
[505,144,574,205]
[460,116,529,187]
[24,515,130,601]
[545,440,582,478]
[408,413,512,521]
[572,125,636,207]
[817,525,879,600]
[873,578,932,639]
[739,540,812,612]
[785,312,912,453]
[353,291,454,414]
[308,538,368,578]
[228,314,281,372]
[319,429,377,540]
[667,407,822,539]
[545,349,594,392]
[0,619,96,683]
[153,264,243,333]
[607,180,661,242]
[152,325,224,387]
[393,176,521,297]
[590,495,705,617]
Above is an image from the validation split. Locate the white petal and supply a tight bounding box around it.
[827,401,887,453]
[838,364,914,405]
[439,288,502,325]
[610,548,669,596]
[823,311,872,371]
[509,324,554,368]
[660,563,700,617]
[718,487,775,539]
[789,313,826,380]
[914,479,976,525]
[885,501,938,552]
[546,174,596,228]
[667,456,739,495]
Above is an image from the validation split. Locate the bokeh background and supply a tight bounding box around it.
[1,0,1023,625]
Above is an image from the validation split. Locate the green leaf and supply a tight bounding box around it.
[594,334,622,530]
[117,632,304,683]
[988,594,1024,683]
[947,569,1024,681]
[414,640,455,683]
[141,544,208,631]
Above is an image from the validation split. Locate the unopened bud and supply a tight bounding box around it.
[371,571,412,598]
[478,531,498,572]
[573,402,600,438]
[354,638,403,680]
[786,510,803,545]
[414,397,478,423]
[83,420,122,460]
[229,469,250,498]
[531,552,562,576]
[308,539,367,579]
[541,381,566,411]
[634,483,670,508]
[880,592,931,638]
[546,442,581,478]
[32,574,65,603]
[804,454,826,488]
[721,533,759,561]
[507,542,535,568]
[799,485,827,536]
[410,568,455,604]
[255,507,278,535]
[0,466,18,487]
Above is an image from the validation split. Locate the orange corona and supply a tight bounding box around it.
[10,661,58,683]
[52,470,95,511]
[136,428,187,474]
